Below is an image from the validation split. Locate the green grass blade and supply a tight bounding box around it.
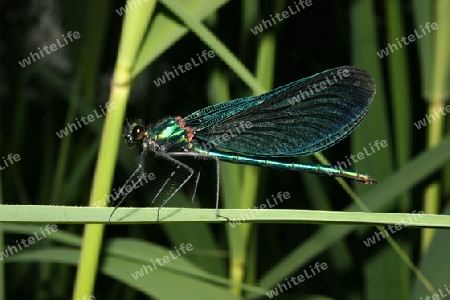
[73,3,157,299]
[414,0,450,253]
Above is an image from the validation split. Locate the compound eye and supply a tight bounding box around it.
[132,125,145,141]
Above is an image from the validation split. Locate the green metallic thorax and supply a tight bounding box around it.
[147,118,189,150]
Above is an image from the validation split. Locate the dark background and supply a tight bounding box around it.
[0,0,449,299]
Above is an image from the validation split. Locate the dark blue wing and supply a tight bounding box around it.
[184,66,376,157]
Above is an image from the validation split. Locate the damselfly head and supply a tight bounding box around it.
[124,121,146,147]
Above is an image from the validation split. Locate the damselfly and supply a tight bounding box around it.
[110,66,376,221]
